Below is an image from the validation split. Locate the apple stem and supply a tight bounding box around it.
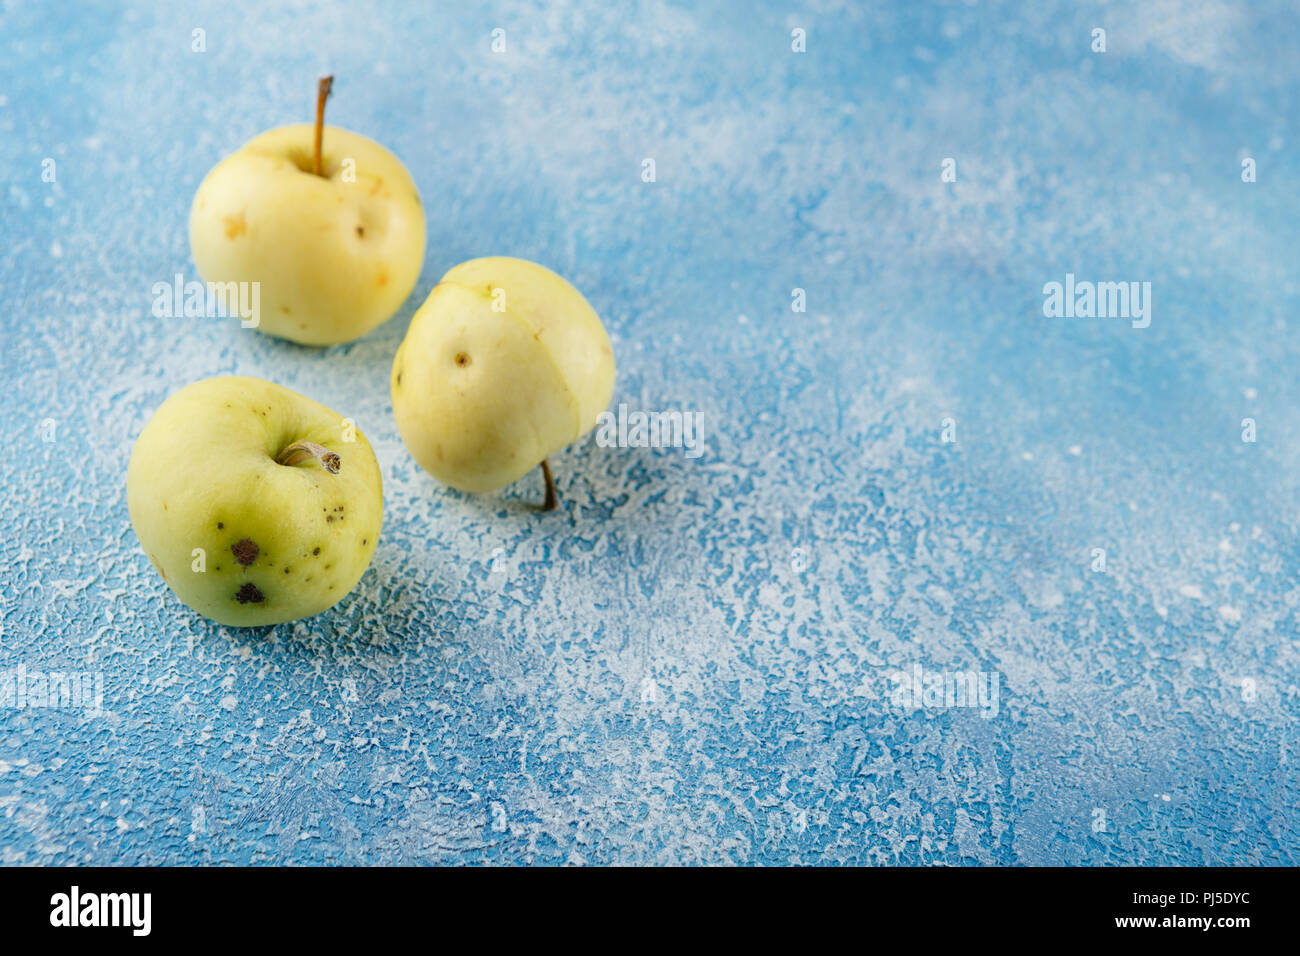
[276,440,341,474]
[313,75,333,176]
[540,459,558,511]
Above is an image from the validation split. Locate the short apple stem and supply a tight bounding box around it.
[540,459,558,511]
[276,440,341,474]
[313,75,333,176]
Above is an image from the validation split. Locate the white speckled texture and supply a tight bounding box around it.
[1,0,1297,864]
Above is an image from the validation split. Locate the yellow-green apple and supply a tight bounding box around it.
[189,78,425,345]
[127,376,383,626]
[390,257,615,508]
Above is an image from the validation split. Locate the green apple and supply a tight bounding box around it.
[127,376,384,626]
[189,104,425,345]
[390,257,615,505]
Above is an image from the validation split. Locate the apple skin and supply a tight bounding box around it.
[189,124,426,346]
[391,257,615,493]
[127,377,383,627]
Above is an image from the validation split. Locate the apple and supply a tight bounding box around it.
[127,376,384,626]
[189,77,425,345]
[390,257,615,507]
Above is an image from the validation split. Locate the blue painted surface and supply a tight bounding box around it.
[1,1,1297,865]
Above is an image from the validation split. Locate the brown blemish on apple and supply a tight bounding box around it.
[355,225,365,238]
[223,211,247,239]
[217,522,224,529]
[235,582,265,604]
[312,547,321,556]
[280,305,291,315]
[455,352,471,368]
[231,538,259,565]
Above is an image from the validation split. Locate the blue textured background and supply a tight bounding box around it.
[2,0,1297,865]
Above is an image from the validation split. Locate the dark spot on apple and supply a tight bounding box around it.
[362,538,367,546]
[235,582,264,604]
[280,305,291,315]
[284,567,291,574]
[313,547,321,556]
[324,564,332,570]
[455,352,471,368]
[217,522,224,529]
[231,538,259,565]
[396,371,402,386]
[356,225,365,238]
[326,515,334,523]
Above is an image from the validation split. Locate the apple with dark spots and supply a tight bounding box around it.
[127,376,383,626]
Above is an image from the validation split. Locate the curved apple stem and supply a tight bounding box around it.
[276,440,340,474]
[540,459,558,511]
[313,75,333,176]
